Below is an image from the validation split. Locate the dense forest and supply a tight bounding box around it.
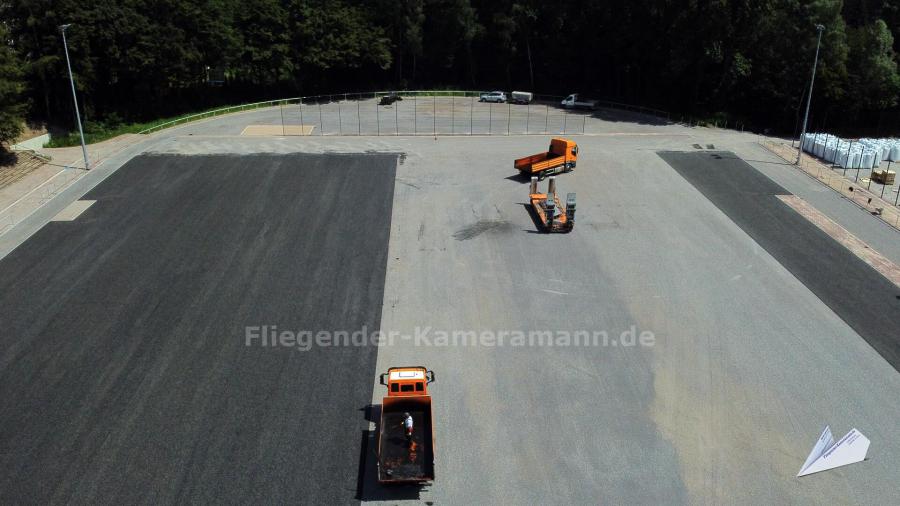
[1,0,899,144]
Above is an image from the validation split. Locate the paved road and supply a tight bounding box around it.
[661,151,900,370]
[728,141,900,266]
[0,153,395,503]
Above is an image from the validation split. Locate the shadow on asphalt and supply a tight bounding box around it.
[591,107,672,126]
[505,172,532,183]
[521,202,552,234]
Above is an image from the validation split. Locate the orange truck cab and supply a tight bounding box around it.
[514,138,579,179]
[377,366,436,484]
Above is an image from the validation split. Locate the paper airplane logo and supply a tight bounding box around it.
[797,426,870,477]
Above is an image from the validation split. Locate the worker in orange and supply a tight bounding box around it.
[401,412,414,443]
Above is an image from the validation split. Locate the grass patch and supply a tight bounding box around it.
[45,122,152,148]
[44,101,290,148]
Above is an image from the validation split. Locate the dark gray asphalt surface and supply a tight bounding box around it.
[661,151,900,371]
[0,153,396,503]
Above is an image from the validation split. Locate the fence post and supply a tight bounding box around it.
[372,95,381,136]
[338,98,343,135]
[489,102,492,134]
[470,95,473,135]
[280,102,285,136]
[414,93,418,134]
[319,100,324,136]
[433,94,436,135]
[507,102,511,135]
[357,98,361,135]
[451,95,455,135]
[526,102,530,134]
[563,108,567,134]
[582,113,586,134]
[299,98,304,136]
[885,160,893,200]
[395,97,399,135]
[545,104,549,133]
[843,139,853,176]
[894,183,899,206]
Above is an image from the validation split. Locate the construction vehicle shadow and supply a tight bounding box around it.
[357,404,427,501]
[521,202,551,234]
[505,172,532,183]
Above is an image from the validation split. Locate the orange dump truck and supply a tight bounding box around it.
[528,176,575,233]
[377,366,436,484]
[514,138,579,179]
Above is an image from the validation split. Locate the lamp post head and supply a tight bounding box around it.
[59,23,72,32]
[815,24,825,32]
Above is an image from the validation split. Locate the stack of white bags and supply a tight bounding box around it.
[801,133,900,169]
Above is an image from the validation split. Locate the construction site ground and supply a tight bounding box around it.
[1,101,899,504]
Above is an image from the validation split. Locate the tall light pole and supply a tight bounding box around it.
[796,24,826,165]
[60,24,89,170]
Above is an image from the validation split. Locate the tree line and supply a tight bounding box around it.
[1,0,899,146]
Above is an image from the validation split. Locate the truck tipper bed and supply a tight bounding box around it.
[514,138,578,180]
[377,367,436,484]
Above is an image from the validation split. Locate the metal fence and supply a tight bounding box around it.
[759,135,900,230]
[139,90,675,137]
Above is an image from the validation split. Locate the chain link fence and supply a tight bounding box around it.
[759,135,900,230]
[140,90,677,137]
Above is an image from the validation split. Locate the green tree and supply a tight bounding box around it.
[290,0,392,89]
[847,18,900,110]
[377,0,424,84]
[421,0,481,85]
[0,22,26,147]
[235,0,294,85]
[0,0,897,136]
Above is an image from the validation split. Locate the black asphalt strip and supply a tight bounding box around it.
[0,153,397,503]
[660,151,900,371]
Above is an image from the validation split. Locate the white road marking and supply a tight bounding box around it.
[540,289,569,295]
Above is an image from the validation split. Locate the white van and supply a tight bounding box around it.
[561,94,598,109]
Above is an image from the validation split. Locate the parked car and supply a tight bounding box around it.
[479,91,507,103]
[379,92,403,106]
